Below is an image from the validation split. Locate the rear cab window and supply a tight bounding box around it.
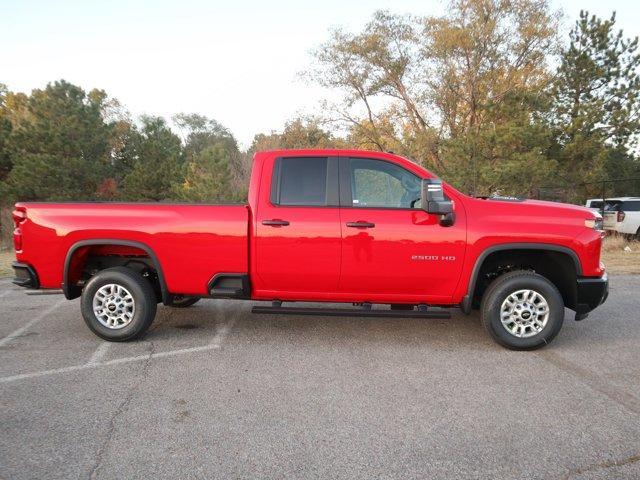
[270,157,338,206]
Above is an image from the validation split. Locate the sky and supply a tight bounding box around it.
[2,0,640,148]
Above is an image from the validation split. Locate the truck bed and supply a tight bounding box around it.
[14,202,249,295]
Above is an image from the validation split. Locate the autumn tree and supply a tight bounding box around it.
[309,0,561,195]
[249,117,345,153]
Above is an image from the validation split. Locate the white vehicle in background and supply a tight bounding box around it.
[586,197,640,237]
[585,198,606,216]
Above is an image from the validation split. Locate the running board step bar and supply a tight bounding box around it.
[251,305,451,319]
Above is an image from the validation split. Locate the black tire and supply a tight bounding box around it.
[480,270,564,350]
[81,267,157,341]
[169,296,201,308]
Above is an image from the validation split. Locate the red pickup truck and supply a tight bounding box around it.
[11,149,608,349]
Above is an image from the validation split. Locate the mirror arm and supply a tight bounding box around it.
[439,212,455,227]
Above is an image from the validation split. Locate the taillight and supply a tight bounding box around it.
[617,211,626,222]
[12,207,27,252]
[13,227,22,251]
[12,209,26,224]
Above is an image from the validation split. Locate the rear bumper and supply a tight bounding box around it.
[11,262,40,289]
[575,273,608,314]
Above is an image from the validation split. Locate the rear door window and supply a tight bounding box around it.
[271,157,329,206]
[621,201,640,211]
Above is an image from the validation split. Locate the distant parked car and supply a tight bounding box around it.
[584,198,605,215]
[585,198,606,216]
[586,197,640,237]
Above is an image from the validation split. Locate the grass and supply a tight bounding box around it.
[0,249,14,278]
[0,234,638,280]
[601,234,640,275]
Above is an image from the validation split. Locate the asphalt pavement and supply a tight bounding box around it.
[0,275,639,479]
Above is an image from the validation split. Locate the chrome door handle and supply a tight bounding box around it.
[262,219,290,226]
[346,222,375,228]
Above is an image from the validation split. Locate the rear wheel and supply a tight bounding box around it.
[81,267,157,341]
[481,270,564,350]
[169,296,201,308]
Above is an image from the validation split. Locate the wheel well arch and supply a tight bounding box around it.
[63,239,169,304]
[462,244,581,313]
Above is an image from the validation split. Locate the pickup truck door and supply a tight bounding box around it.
[338,157,466,302]
[254,156,342,296]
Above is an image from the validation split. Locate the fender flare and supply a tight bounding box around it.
[62,239,169,304]
[460,243,582,314]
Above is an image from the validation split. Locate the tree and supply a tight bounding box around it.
[248,117,345,153]
[121,116,184,201]
[2,81,113,200]
[549,11,640,200]
[0,84,13,181]
[172,143,242,202]
[171,113,248,201]
[174,113,237,155]
[102,98,137,192]
[308,0,560,194]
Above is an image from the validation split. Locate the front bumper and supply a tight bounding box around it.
[11,262,40,289]
[575,272,608,314]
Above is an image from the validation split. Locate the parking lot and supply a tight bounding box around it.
[0,276,639,479]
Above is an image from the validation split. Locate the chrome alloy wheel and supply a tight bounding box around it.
[92,284,135,329]
[500,289,550,338]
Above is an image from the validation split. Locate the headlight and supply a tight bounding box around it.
[585,218,603,230]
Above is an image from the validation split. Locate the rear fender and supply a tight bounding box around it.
[63,239,169,304]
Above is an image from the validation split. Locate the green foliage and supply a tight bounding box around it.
[549,10,640,201]
[171,113,248,202]
[0,81,249,206]
[121,116,184,201]
[172,143,242,202]
[0,84,12,180]
[443,92,558,196]
[2,81,112,201]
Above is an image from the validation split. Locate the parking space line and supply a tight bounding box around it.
[0,318,237,384]
[0,299,65,348]
[87,342,111,365]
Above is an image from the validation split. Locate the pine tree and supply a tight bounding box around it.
[550,11,640,199]
[3,81,112,200]
[121,116,184,201]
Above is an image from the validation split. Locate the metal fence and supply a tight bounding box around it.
[534,177,640,206]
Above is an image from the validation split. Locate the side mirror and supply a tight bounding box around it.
[422,178,453,215]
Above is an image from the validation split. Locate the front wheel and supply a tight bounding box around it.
[481,270,564,350]
[81,267,157,341]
